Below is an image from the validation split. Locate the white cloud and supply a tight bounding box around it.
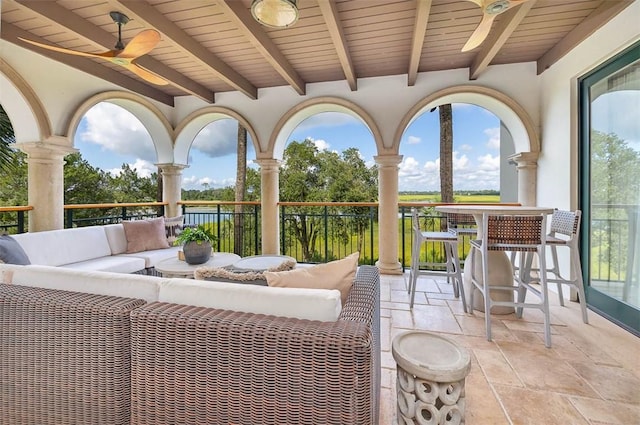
[460,144,473,152]
[106,159,156,178]
[407,135,421,145]
[192,119,254,159]
[79,102,156,161]
[181,174,237,190]
[484,127,500,149]
[312,138,330,151]
[397,151,500,192]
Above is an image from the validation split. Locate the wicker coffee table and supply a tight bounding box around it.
[155,252,241,278]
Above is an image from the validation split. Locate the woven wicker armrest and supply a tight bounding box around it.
[130,265,381,425]
[0,284,147,425]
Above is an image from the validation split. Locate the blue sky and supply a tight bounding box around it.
[74,102,502,192]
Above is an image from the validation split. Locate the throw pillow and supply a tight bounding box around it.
[194,259,297,286]
[164,215,185,245]
[0,234,31,265]
[264,252,359,305]
[122,217,170,253]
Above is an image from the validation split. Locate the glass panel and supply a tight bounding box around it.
[589,58,640,309]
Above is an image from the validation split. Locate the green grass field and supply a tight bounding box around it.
[398,194,500,203]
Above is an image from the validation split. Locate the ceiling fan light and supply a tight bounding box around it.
[251,0,298,28]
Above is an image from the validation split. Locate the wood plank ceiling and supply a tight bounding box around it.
[1,0,634,106]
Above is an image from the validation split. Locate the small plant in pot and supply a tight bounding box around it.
[174,225,217,265]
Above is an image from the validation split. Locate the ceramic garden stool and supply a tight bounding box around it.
[392,331,471,425]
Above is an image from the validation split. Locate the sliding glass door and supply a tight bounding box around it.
[579,42,640,334]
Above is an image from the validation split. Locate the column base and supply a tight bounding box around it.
[375,260,403,275]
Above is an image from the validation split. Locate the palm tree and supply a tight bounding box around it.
[430,104,454,204]
[0,104,16,172]
[234,123,247,256]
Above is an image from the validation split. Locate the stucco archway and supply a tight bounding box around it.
[174,106,260,166]
[266,96,384,159]
[394,85,539,154]
[395,85,540,206]
[0,58,52,144]
[67,91,174,163]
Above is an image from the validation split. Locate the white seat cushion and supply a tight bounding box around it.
[119,246,182,268]
[62,256,146,274]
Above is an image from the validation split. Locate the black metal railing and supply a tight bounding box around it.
[0,206,31,234]
[64,203,165,228]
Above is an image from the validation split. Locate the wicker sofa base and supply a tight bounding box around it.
[0,266,380,425]
[0,284,147,425]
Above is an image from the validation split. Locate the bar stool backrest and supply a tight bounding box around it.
[550,209,581,238]
[485,214,546,252]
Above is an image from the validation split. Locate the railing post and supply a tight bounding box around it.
[401,206,407,270]
[121,207,127,222]
[254,205,259,256]
[17,211,25,234]
[65,209,73,229]
[370,206,375,265]
[216,204,221,252]
[324,205,329,261]
[280,206,285,256]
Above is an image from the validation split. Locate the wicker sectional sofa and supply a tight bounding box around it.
[0,264,381,425]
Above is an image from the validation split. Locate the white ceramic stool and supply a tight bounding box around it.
[392,331,471,425]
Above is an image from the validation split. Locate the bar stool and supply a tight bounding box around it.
[408,208,467,311]
[470,212,552,347]
[512,209,588,324]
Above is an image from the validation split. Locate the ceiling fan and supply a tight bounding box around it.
[462,0,531,52]
[18,11,169,86]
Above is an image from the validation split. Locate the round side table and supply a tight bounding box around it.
[392,331,471,425]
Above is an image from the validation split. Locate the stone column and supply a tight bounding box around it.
[158,163,187,217]
[257,159,280,255]
[375,154,403,275]
[508,152,539,206]
[16,138,76,232]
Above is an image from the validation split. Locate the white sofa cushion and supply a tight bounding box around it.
[12,227,112,267]
[104,223,128,255]
[119,246,182,268]
[0,264,162,302]
[62,255,146,274]
[159,278,342,322]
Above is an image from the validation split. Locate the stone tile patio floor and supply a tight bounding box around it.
[379,272,640,425]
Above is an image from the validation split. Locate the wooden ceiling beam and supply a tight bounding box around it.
[317,0,357,91]
[537,0,635,75]
[114,0,256,100]
[15,0,213,103]
[469,0,536,80]
[408,0,432,86]
[2,22,173,106]
[218,0,306,96]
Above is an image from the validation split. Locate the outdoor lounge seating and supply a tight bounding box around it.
[0,263,380,425]
[7,219,183,274]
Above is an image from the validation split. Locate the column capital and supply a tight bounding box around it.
[508,151,539,168]
[374,154,403,167]
[16,138,77,160]
[256,158,281,171]
[157,163,188,174]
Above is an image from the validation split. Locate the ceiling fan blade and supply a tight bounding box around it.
[18,37,112,59]
[461,12,496,52]
[117,29,161,59]
[463,0,484,6]
[124,62,169,86]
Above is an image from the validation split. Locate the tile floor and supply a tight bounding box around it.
[379,273,640,425]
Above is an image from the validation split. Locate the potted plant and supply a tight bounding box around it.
[174,225,217,265]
